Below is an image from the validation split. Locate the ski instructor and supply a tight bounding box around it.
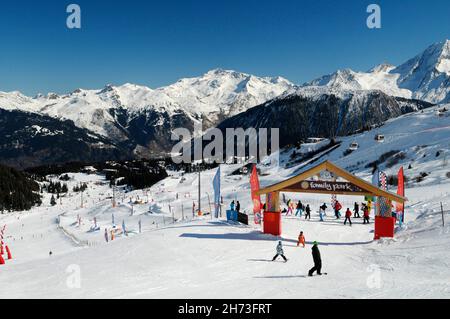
[308,241,322,276]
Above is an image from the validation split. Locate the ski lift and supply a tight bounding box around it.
[375,134,385,143]
[240,166,249,174]
[348,142,359,151]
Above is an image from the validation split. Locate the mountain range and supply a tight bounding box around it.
[0,39,448,168]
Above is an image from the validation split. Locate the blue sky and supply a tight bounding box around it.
[0,0,449,95]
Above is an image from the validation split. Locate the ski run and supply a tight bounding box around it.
[1,104,450,299]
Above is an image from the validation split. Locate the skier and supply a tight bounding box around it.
[353,202,360,218]
[295,200,303,217]
[319,203,327,221]
[104,228,109,242]
[286,199,293,215]
[334,200,342,219]
[272,241,288,262]
[308,241,322,276]
[344,208,353,226]
[363,205,370,224]
[230,200,235,211]
[304,204,311,220]
[297,231,306,248]
[236,201,241,213]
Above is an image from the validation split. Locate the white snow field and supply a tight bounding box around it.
[1,105,450,299]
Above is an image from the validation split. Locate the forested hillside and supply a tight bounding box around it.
[0,164,42,212]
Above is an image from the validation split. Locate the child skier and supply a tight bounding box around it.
[319,203,327,221]
[334,200,342,219]
[297,231,306,248]
[295,201,303,217]
[286,200,293,215]
[344,208,353,226]
[363,205,370,224]
[304,204,311,220]
[272,241,288,262]
[353,202,360,218]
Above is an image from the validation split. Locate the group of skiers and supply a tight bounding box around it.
[272,238,322,276]
[282,198,372,226]
[230,200,241,213]
[283,200,312,220]
[333,200,371,226]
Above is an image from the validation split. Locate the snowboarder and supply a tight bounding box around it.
[236,201,241,213]
[353,202,360,218]
[344,208,353,226]
[297,231,306,248]
[334,201,342,219]
[305,204,311,220]
[363,205,370,224]
[308,241,322,276]
[295,200,303,217]
[272,241,288,262]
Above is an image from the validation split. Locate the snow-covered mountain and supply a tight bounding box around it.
[0,69,296,159]
[0,69,295,137]
[306,40,450,104]
[216,89,433,150]
[1,40,449,165]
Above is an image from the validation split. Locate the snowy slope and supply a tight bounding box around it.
[1,104,450,298]
[306,40,450,104]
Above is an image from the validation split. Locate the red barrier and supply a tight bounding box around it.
[263,211,282,236]
[374,216,396,240]
[5,246,12,260]
[0,254,4,265]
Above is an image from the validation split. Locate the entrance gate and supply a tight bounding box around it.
[255,161,407,239]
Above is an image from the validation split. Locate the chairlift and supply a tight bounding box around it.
[375,134,385,143]
[348,142,359,151]
[240,166,249,174]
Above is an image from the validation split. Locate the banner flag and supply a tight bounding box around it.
[396,167,405,221]
[213,166,221,218]
[377,170,392,217]
[372,169,380,216]
[250,165,262,224]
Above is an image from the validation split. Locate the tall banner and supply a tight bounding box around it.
[213,166,221,218]
[376,170,392,217]
[371,169,380,216]
[250,165,262,224]
[396,167,405,221]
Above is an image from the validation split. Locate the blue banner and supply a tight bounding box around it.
[372,169,379,216]
[213,167,221,218]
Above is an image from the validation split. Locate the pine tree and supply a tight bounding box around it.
[50,195,57,206]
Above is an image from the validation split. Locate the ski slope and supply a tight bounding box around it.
[1,106,450,299]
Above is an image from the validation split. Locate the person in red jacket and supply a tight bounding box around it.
[344,208,352,226]
[334,201,342,219]
[363,205,370,224]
